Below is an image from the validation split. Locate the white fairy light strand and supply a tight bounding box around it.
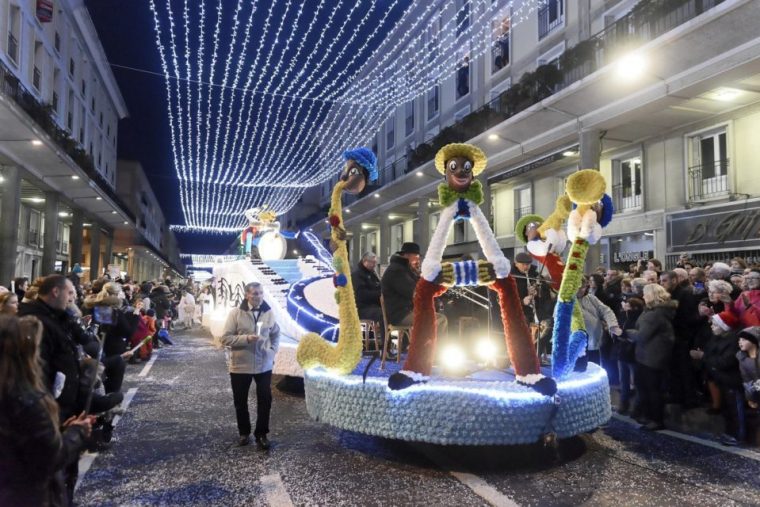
[150,0,548,233]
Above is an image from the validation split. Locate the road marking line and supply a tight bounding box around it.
[450,471,520,507]
[76,387,139,491]
[260,473,295,507]
[611,413,760,462]
[419,446,520,507]
[138,352,159,377]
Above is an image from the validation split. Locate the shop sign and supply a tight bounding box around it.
[667,200,760,253]
[488,151,568,184]
[613,250,653,263]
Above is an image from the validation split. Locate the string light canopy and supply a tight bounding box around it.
[149,0,547,234]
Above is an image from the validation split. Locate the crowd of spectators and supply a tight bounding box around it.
[592,255,760,444]
[0,270,210,506]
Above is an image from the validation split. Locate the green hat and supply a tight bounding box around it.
[514,214,545,245]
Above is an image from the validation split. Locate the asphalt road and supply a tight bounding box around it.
[75,328,760,506]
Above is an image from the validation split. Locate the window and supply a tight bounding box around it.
[99,112,103,127]
[454,105,471,123]
[491,7,510,73]
[514,186,532,220]
[688,127,729,201]
[7,6,21,64]
[385,115,395,150]
[67,90,74,131]
[427,85,439,121]
[69,58,75,77]
[456,0,470,36]
[612,156,642,212]
[29,210,41,247]
[456,53,470,99]
[404,100,414,137]
[54,31,61,52]
[81,80,86,96]
[52,69,60,114]
[537,41,565,67]
[33,42,45,91]
[538,0,564,40]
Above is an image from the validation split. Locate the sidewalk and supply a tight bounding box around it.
[609,386,760,449]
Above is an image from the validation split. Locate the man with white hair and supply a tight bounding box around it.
[710,262,741,299]
[351,252,384,345]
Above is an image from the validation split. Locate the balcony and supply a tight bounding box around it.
[688,159,729,202]
[538,0,564,40]
[402,0,726,186]
[612,183,642,212]
[28,231,39,246]
[7,33,18,64]
[514,205,533,222]
[32,67,41,91]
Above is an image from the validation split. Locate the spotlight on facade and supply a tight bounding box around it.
[475,338,498,363]
[111,211,117,214]
[440,344,466,371]
[616,53,646,79]
[71,175,80,180]
[416,171,424,177]
[58,211,69,217]
[31,139,43,146]
[562,150,577,157]
[488,134,499,141]
[374,193,380,198]
[96,197,102,200]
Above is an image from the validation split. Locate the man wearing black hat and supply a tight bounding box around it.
[512,251,554,325]
[381,243,448,337]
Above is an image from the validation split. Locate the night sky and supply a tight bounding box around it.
[85,0,412,255]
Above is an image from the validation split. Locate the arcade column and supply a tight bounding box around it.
[414,197,430,255]
[379,214,390,265]
[41,191,60,275]
[0,165,21,285]
[103,233,113,272]
[580,129,602,271]
[89,224,101,280]
[69,207,84,269]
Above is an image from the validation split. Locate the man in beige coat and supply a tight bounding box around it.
[221,282,280,449]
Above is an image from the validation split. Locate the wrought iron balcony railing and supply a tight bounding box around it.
[688,159,729,201]
[612,183,642,212]
[514,205,533,221]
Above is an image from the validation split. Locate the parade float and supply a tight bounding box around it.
[298,146,613,445]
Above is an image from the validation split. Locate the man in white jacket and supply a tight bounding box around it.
[221,282,280,449]
[577,276,622,365]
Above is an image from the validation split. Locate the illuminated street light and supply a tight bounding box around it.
[616,52,646,79]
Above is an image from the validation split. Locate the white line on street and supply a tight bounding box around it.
[76,387,139,491]
[420,446,520,507]
[611,413,760,463]
[260,473,295,507]
[138,352,159,377]
[450,471,520,507]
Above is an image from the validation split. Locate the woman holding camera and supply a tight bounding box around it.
[0,315,93,506]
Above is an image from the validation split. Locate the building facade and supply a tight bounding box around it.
[291,0,760,271]
[0,0,182,284]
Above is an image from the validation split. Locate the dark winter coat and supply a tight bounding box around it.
[0,389,87,507]
[670,282,701,344]
[150,290,171,320]
[381,254,419,325]
[603,276,624,316]
[615,301,643,363]
[511,265,554,323]
[629,301,677,371]
[703,332,742,388]
[351,263,381,311]
[17,300,82,420]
